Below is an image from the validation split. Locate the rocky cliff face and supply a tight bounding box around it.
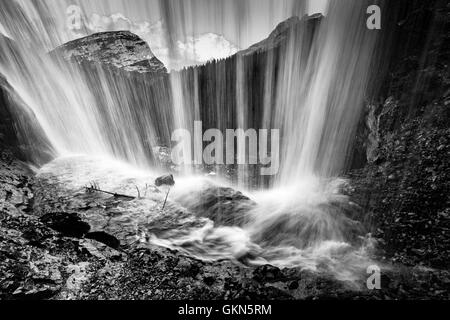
[348,0,450,269]
[238,14,322,56]
[0,75,53,166]
[51,31,167,75]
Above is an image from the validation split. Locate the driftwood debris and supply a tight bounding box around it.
[85,175,175,209]
[162,187,171,210]
[85,182,135,200]
[155,174,175,211]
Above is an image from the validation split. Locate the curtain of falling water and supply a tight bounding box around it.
[0,0,314,170]
[0,0,380,189]
[148,0,376,187]
[273,0,380,185]
[0,0,163,168]
[0,5,108,157]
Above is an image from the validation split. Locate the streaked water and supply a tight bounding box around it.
[1,0,382,279]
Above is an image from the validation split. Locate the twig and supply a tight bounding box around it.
[161,187,171,211]
[134,185,141,199]
[85,181,135,200]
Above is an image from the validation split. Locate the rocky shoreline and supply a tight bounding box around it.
[1,147,449,300]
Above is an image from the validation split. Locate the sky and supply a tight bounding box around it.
[64,0,328,47]
[1,0,328,69]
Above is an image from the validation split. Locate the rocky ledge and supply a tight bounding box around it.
[51,31,167,75]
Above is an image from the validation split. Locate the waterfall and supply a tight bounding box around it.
[274,0,379,183]
[0,0,382,272]
[0,0,378,182]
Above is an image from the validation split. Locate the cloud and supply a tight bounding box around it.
[67,6,238,70]
[177,33,239,64]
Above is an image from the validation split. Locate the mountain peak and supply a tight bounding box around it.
[237,14,323,56]
[52,31,167,74]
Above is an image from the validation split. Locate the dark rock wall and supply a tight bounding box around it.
[348,0,450,268]
[0,77,54,166]
[0,79,19,149]
[0,35,54,166]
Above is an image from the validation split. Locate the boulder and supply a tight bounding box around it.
[155,174,175,187]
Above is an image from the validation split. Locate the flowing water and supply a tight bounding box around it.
[38,155,378,281]
[0,0,382,280]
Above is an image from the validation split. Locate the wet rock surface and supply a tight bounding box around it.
[1,148,449,300]
[178,185,256,227]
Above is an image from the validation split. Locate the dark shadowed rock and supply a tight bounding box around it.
[85,231,120,250]
[155,174,175,187]
[51,31,167,75]
[289,280,300,290]
[40,212,90,238]
[252,265,283,282]
[0,63,54,165]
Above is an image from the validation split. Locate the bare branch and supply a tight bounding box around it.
[85,181,135,200]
